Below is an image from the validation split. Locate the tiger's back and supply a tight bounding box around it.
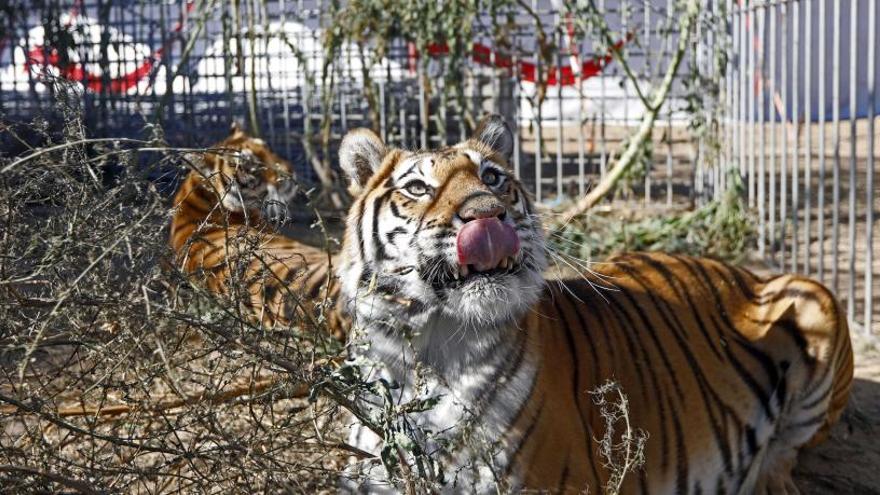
[515,252,853,493]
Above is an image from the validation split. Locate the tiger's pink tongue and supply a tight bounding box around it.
[456,218,520,272]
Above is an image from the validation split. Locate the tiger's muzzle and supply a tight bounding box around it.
[456,217,520,273]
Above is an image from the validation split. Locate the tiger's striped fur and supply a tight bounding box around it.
[336,116,853,493]
[169,125,345,336]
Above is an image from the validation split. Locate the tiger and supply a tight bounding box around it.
[168,123,346,337]
[335,115,854,494]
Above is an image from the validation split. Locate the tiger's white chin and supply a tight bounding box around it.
[440,269,544,327]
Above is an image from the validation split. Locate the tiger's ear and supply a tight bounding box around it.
[229,121,246,137]
[339,128,386,195]
[473,114,514,160]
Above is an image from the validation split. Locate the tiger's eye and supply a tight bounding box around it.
[404,180,430,196]
[482,169,503,187]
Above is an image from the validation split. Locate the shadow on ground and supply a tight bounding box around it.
[795,337,880,494]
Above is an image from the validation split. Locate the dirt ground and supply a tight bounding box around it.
[794,331,880,494]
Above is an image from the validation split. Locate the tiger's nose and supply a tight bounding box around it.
[458,198,505,223]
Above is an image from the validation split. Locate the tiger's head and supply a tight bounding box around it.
[337,115,547,331]
[197,123,298,222]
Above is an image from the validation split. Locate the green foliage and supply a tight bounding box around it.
[553,173,755,263]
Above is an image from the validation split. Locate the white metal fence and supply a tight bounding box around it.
[723,0,878,333]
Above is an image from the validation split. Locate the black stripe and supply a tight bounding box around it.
[571,282,617,364]
[613,263,686,402]
[726,336,781,409]
[404,297,428,316]
[557,452,571,493]
[714,263,758,300]
[777,360,790,408]
[389,200,407,220]
[502,363,541,460]
[790,411,828,429]
[618,258,736,475]
[673,255,779,421]
[753,287,824,305]
[635,254,726,361]
[800,381,833,410]
[358,267,373,285]
[634,254,750,474]
[373,283,402,297]
[385,226,407,246]
[371,189,395,262]
[554,293,602,487]
[599,287,672,470]
[181,193,214,214]
[564,284,605,377]
[745,425,758,456]
[708,312,776,420]
[398,162,419,180]
[821,325,851,400]
[503,396,545,479]
[608,270,686,477]
[832,327,851,364]
[639,468,649,495]
[672,400,688,495]
[734,276,830,403]
[551,298,581,403]
[597,289,654,404]
[305,267,328,300]
[473,327,528,422]
[355,198,367,263]
[715,476,726,494]
[262,280,280,306]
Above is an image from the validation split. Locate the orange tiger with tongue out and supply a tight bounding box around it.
[337,116,853,493]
